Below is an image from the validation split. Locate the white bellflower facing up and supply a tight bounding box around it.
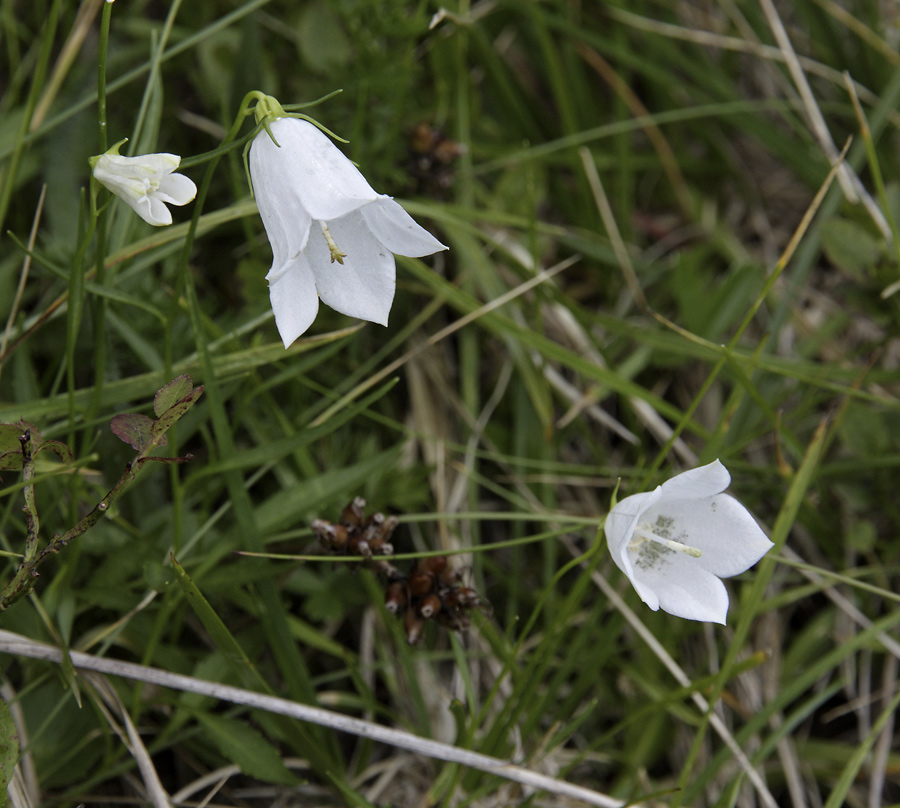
[248,110,448,348]
[90,143,196,226]
[605,460,773,624]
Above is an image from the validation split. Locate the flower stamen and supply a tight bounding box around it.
[320,222,347,264]
[629,527,703,558]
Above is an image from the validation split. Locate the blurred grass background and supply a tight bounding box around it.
[1,0,900,806]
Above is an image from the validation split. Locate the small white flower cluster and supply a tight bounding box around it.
[605,460,774,624]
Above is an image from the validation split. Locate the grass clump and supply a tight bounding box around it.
[1,1,899,807]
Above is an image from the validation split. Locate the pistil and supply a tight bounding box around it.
[629,527,702,558]
[320,222,347,264]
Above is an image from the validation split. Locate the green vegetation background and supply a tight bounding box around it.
[1,0,899,806]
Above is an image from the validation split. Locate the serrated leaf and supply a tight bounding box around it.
[151,385,203,439]
[153,375,194,417]
[0,694,18,808]
[196,713,299,786]
[110,413,162,452]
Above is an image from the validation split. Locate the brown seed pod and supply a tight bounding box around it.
[379,515,399,543]
[384,580,408,615]
[312,520,349,552]
[419,555,447,577]
[418,593,442,620]
[364,514,398,548]
[339,497,367,527]
[407,570,435,598]
[436,609,470,632]
[347,535,371,559]
[404,610,426,645]
[312,499,489,644]
[438,566,462,588]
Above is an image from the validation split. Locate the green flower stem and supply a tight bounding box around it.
[65,195,98,448]
[19,432,38,560]
[97,0,112,153]
[91,0,114,421]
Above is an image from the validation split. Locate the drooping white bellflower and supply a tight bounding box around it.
[605,460,773,624]
[91,146,196,226]
[248,111,448,348]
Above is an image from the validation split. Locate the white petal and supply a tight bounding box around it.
[361,196,448,257]
[643,494,774,579]
[128,152,181,175]
[268,256,320,348]
[156,172,197,206]
[658,459,731,500]
[93,164,145,204]
[605,489,660,580]
[636,558,731,624]
[305,212,395,326]
[251,143,313,281]
[251,118,378,222]
[134,194,172,226]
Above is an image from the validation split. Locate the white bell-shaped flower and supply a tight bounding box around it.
[91,148,196,226]
[605,460,774,624]
[248,116,448,348]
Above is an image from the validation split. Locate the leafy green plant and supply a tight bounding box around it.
[0,376,202,610]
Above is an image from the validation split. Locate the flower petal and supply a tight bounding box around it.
[658,459,731,500]
[605,489,660,581]
[156,172,197,206]
[134,194,172,226]
[304,211,395,326]
[643,494,774,579]
[251,145,313,281]
[128,152,181,175]
[268,256,320,348]
[636,558,731,624]
[251,118,379,222]
[362,196,448,257]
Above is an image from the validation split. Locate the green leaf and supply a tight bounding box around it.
[0,694,18,808]
[0,435,23,470]
[0,423,31,470]
[110,413,159,452]
[195,713,300,786]
[153,375,195,417]
[33,439,74,464]
[171,557,269,693]
[820,217,882,279]
[296,1,352,73]
[190,378,398,480]
[151,385,203,438]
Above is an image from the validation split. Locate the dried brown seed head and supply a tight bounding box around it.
[418,593,442,619]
